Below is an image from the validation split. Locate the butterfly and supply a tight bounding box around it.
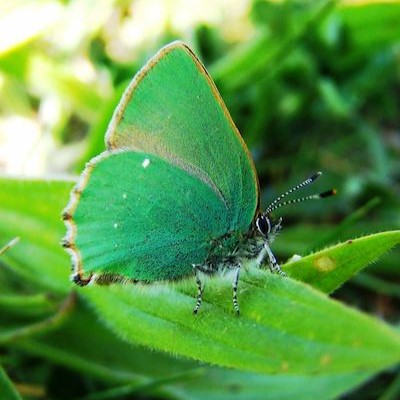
[62,41,334,315]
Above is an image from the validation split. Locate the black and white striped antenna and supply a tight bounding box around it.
[264,172,336,215]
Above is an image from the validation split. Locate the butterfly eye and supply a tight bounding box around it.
[256,215,271,236]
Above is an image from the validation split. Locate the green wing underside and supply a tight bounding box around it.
[106,42,258,231]
[70,42,259,281]
[73,151,232,281]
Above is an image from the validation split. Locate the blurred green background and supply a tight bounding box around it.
[0,0,399,399]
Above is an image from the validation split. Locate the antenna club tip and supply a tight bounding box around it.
[320,189,336,198]
[310,171,322,181]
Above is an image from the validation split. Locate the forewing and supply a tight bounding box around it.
[64,151,229,281]
[106,42,259,232]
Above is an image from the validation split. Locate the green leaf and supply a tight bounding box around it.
[0,293,74,345]
[0,178,73,294]
[1,178,399,391]
[172,369,372,400]
[59,370,371,400]
[14,297,193,385]
[83,270,400,376]
[283,231,400,293]
[14,297,372,400]
[338,2,400,53]
[0,364,22,400]
[0,293,57,318]
[210,1,337,89]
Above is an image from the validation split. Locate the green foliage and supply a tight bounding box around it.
[0,365,22,400]
[0,176,399,398]
[285,231,400,293]
[1,0,400,399]
[85,271,400,375]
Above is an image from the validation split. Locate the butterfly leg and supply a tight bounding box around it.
[269,217,283,243]
[255,241,286,276]
[192,264,205,315]
[265,244,286,276]
[232,264,241,316]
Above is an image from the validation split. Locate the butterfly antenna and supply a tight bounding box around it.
[265,172,336,215]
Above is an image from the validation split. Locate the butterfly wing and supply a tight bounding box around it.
[106,42,259,232]
[64,42,260,282]
[64,151,230,281]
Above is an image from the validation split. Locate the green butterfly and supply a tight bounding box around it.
[63,41,334,315]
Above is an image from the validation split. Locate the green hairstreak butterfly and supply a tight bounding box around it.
[62,41,334,315]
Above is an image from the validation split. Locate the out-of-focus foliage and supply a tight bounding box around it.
[0,1,399,399]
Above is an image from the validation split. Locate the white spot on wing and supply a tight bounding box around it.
[142,158,150,168]
[122,193,127,199]
[113,223,118,228]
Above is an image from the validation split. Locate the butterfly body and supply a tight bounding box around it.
[202,229,272,272]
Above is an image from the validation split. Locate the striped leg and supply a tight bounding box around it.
[269,217,282,242]
[265,245,286,276]
[192,265,205,315]
[232,265,241,316]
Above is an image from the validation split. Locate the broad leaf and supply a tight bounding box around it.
[84,271,400,375]
[1,177,399,397]
[283,231,400,293]
[15,298,372,400]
